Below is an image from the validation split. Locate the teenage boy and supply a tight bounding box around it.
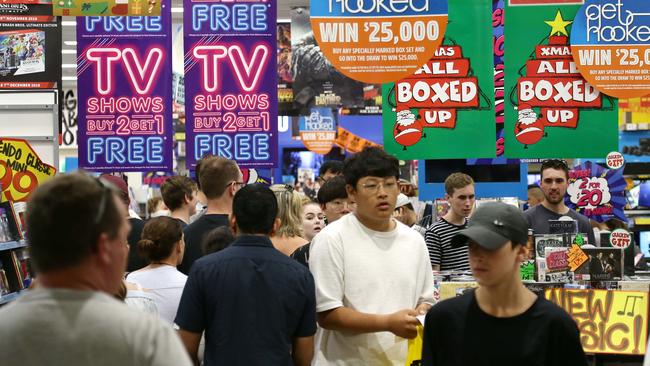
[524,159,595,244]
[0,173,191,366]
[160,175,198,228]
[425,173,475,271]
[310,147,434,366]
[179,156,243,274]
[422,202,587,366]
[318,160,344,183]
[176,184,316,366]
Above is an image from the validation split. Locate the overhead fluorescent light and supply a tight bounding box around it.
[62,76,77,81]
[62,20,77,26]
[61,49,76,54]
[171,7,183,13]
[64,41,77,46]
[62,64,77,69]
[277,19,290,23]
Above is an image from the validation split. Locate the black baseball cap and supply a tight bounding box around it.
[451,202,528,250]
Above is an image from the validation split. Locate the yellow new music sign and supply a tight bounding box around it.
[545,289,649,355]
[0,138,56,202]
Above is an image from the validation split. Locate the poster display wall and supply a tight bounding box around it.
[382,0,495,159]
[76,0,173,172]
[504,1,618,158]
[54,0,161,16]
[0,2,61,89]
[183,0,278,170]
[290,7,382,116]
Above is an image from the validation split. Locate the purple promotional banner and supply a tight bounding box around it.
[183,0,278,170]
[76,0,173,172]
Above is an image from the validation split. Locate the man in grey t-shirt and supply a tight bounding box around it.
[524,160,595,244]
[0,173,191,366]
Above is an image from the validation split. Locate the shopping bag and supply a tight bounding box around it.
[404,325,424,366]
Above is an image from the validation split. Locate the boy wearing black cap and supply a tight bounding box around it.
[422,202,587,366]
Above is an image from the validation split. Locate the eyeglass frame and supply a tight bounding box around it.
[358,178,399,194]
[94,177,112,225]
[226,180,246,189]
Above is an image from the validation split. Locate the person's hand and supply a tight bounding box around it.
[415,303,432,316]
[386,309,420,339]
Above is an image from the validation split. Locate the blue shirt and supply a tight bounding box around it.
[175,235,317,366]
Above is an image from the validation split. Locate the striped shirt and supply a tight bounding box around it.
[425,218,470,271]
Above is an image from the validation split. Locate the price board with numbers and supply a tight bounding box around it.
[310,0,448,83]
[566,160,627,223]
[571,0,650,98]
[0,138,56,202]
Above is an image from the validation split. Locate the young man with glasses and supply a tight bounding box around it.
[524,159,595,244]
[309,147,434,365]
[0,173,192,366]
[178,156,244,274]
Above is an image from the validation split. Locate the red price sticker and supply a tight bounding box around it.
[610,229,631,249]
[606,151,624,170]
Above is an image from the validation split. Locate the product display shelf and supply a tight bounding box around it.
[0,240,27,252]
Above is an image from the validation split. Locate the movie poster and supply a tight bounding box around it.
[0,2,61,89]
[184,0,278,169]
[504,1,618,158]
[382,0,496,159]
[277,21,294,116]
[290,7,381,116]
[76,0,173,171]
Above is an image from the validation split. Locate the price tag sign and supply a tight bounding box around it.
[568,244,589,271]
[606,151,625,169]
[310,0,448,83]
[610,228,632,249]
[0,138,56,202]
[571,0,650,98]
[567,176,611,209]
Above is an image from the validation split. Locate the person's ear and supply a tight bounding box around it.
[515,243,527,262]
[270,218,281,236]
[94,233,112,266]
[346,184,356,201]
[229,214,237,235]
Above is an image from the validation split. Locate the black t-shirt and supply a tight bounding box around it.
[290,243,310,268]
[178,214,229,274]
[126,217,148,272]
[422,290,588,366]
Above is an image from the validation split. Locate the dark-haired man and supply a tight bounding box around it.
[318,160,344,183]
[524,159,595,244]
[310,147,434,366]
[422,202,587,366]
[161,175,198,228]
[0,173,192,366]
[179,156,243,274]
[176,184,316,366]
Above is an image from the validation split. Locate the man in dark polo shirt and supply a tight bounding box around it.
[178,156,243,274]
[175,183,316,366]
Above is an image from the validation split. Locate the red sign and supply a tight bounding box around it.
[526,60,581,77]
[540,108,579,128]
[396,77,479,108]
[518,77,602,108]
[408,59,471,79]
[418,109,457,128]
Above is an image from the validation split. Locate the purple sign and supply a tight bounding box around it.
[183,0,277,169]
[76,0,173,172]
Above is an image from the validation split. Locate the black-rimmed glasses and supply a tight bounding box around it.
[94,177,111,225]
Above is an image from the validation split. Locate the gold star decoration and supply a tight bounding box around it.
[545,10,573,37]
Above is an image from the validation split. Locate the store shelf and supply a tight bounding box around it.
[0,240,26,252]
[0,291,23,305]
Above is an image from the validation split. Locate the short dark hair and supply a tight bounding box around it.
[343,147,399,188]
[26,173,122,273]
[161,176,197,211]
[138,217,183,262]
[201,226,236,255]
[194,153,214,190]
[232,183,278,235]
[541,159,569,180]
[317,176,348,204]
[319,160,343,177]
[199,156,240,200]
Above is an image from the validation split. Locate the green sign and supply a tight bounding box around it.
[382,0,495,159]
[504,2,617,158]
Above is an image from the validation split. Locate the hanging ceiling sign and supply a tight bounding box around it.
[310,0,448,84]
